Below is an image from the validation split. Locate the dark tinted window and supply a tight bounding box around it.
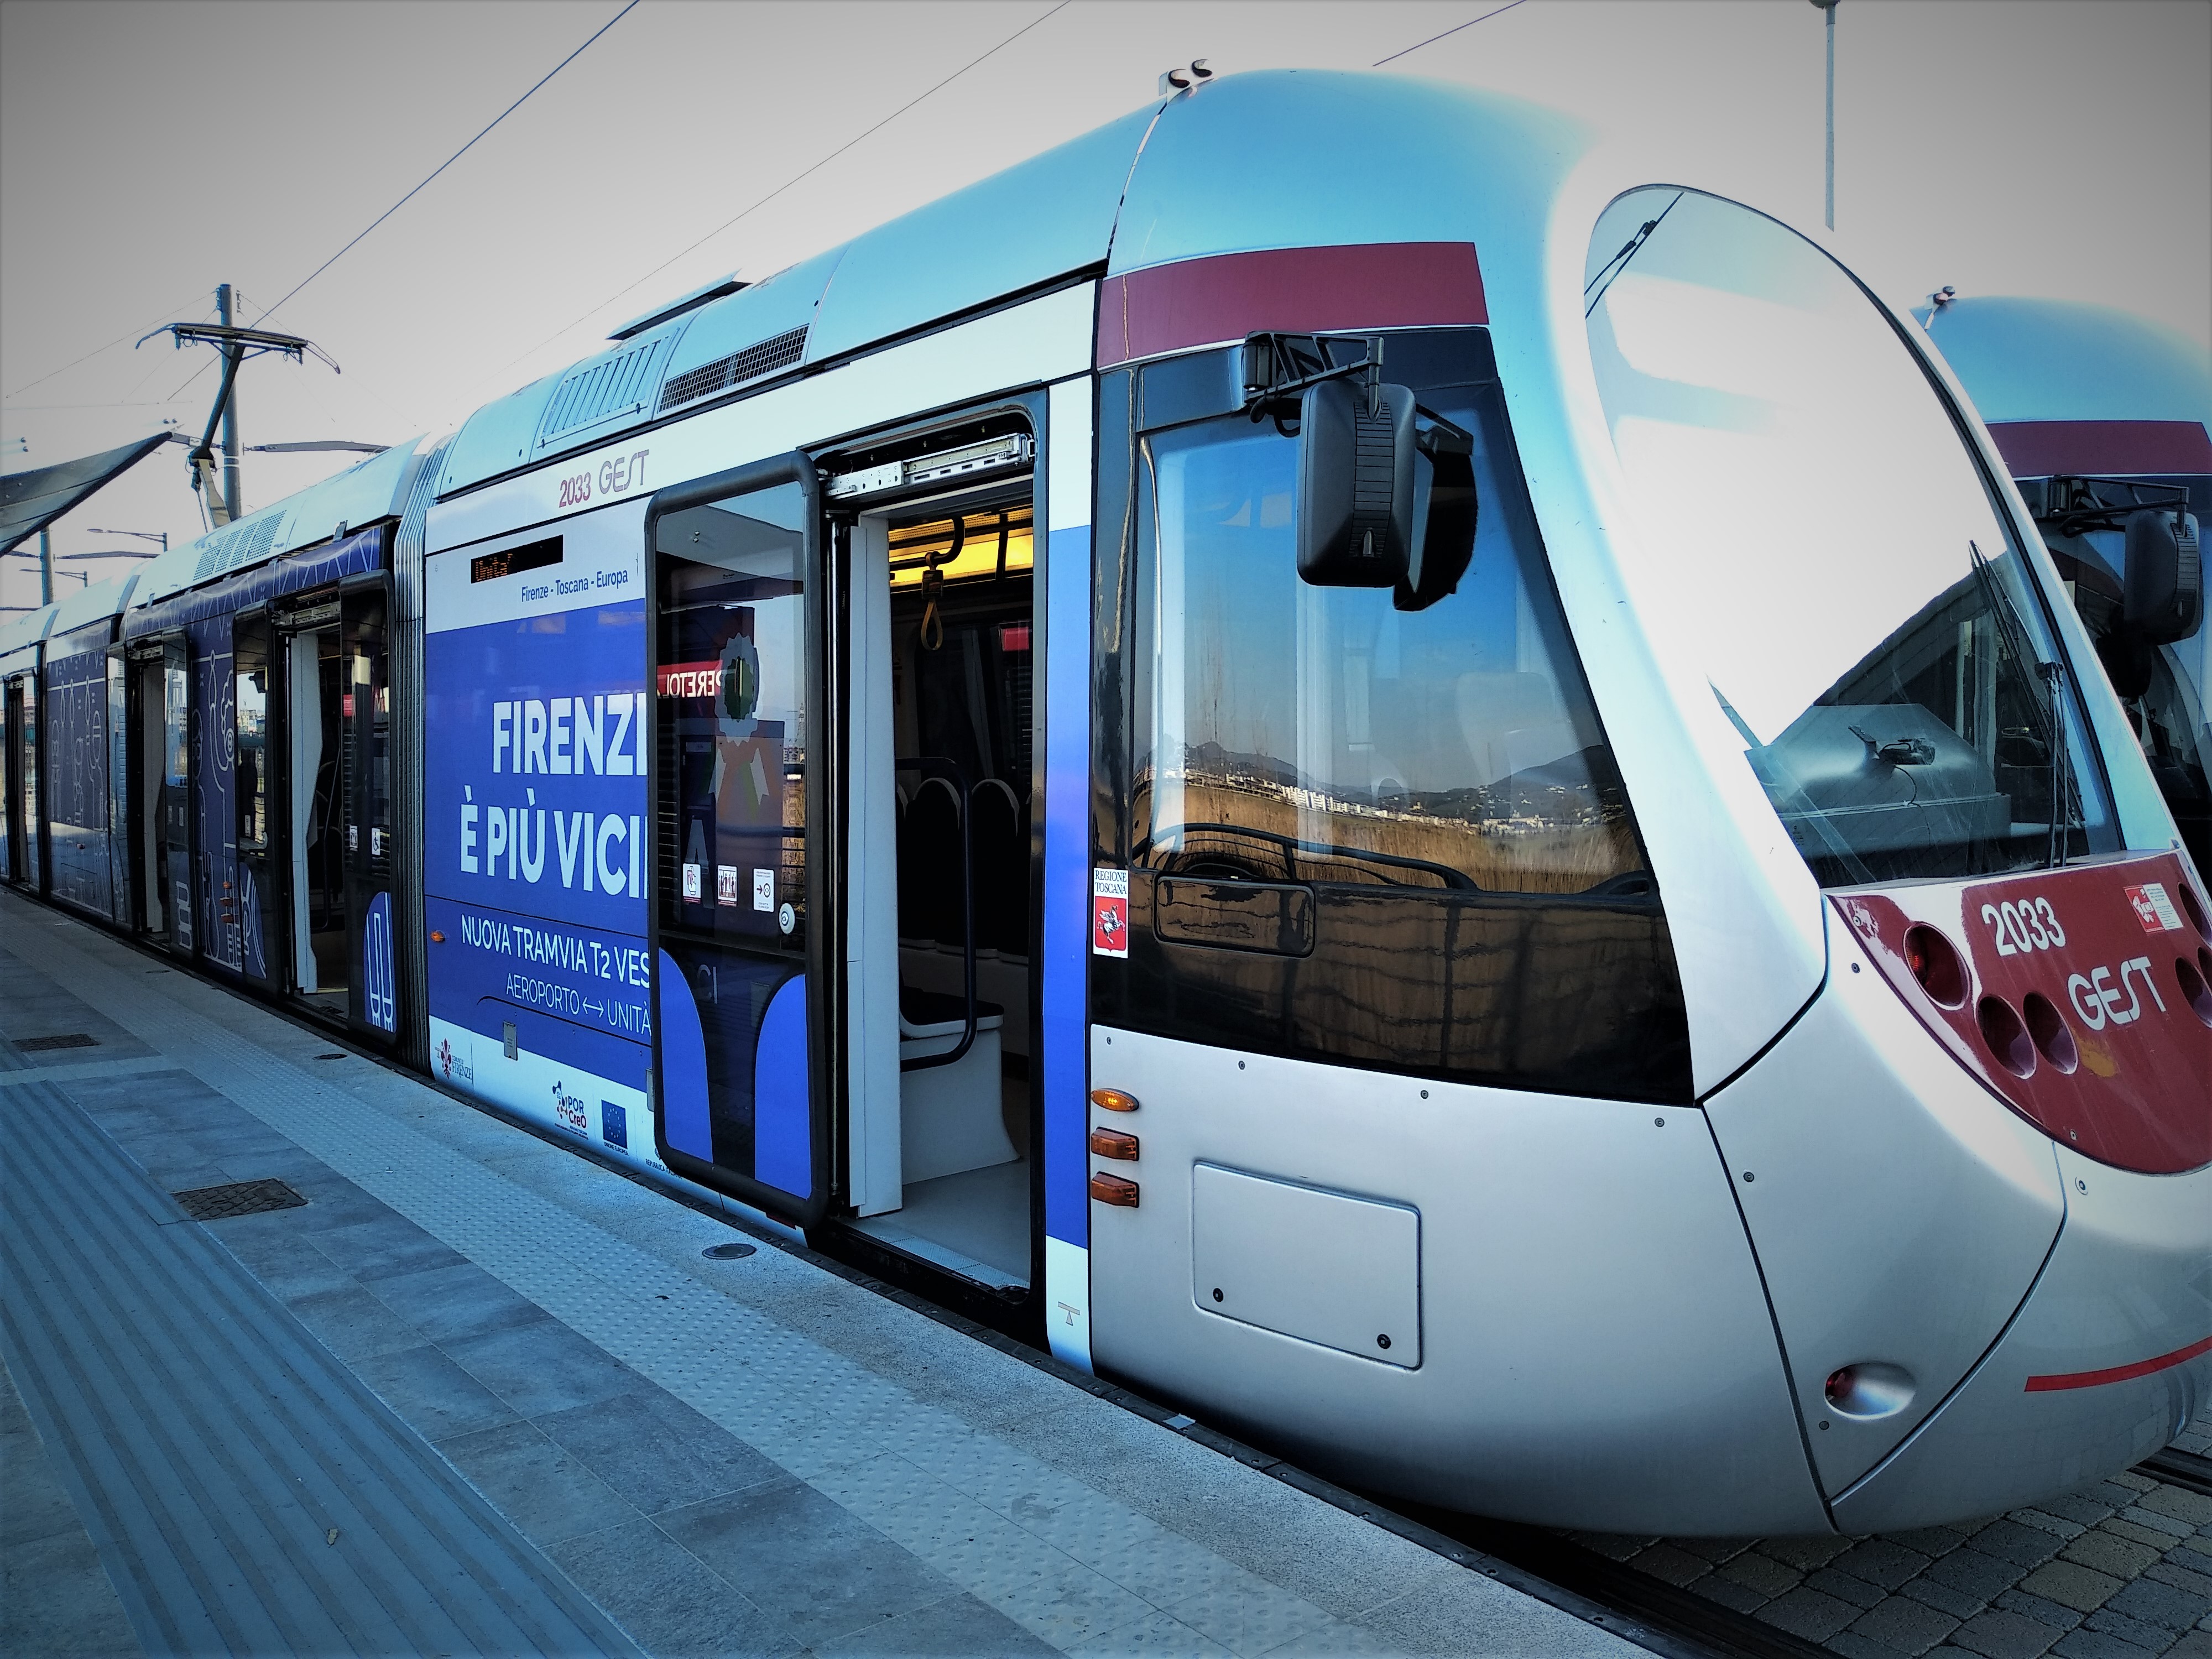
[1134,376,1644,898]
[1097,334,1688,1102]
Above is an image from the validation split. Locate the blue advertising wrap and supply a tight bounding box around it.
[423,502,656,1161]
[41,624,112,918]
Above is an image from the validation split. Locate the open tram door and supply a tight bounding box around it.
[340,583,398,1040]
[2,671,26,886]
[229,611,280,989]
[827,420,1043,1302]
[127,634,193,956]
[649,456,836,1226]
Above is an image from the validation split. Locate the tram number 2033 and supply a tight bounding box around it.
[1983,897,2067,956]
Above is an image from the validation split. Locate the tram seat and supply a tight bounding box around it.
[898,987,1015,1182]
[971,778,1026,957]
[900,775,965,946]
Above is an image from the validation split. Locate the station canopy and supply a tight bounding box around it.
[0,432,181,554]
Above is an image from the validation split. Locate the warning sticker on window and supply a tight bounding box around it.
[1093,868,1130,958]
[2125,883,2184,933]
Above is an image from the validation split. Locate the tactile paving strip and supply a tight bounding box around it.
[0,1077,642,1657]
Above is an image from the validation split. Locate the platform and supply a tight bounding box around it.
[0,888,1635,1659]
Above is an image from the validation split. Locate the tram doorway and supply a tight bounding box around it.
[842,487,1038,1291]
[128,653,165,937]
[286,620,347,1014]
[2,674,26,885]
[648,450,1040,1296]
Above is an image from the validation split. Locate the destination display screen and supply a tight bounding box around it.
[470,536,562,584]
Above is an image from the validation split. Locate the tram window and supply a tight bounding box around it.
[1105,338,1687,1102]
[1134,364,1646,898]
[1585,188,2122,885]
[655,483,809,953]
[235,632,269,853]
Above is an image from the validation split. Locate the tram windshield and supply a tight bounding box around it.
[1585,189,2121,887]
[1134,331,1648,898]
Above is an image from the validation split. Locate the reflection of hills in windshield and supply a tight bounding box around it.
[1145,743,1641,894]
[1178,739,1626,828]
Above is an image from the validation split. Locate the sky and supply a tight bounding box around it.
[3,0,2207,616]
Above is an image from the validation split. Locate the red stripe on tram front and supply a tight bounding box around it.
[2023,1333,2212,1393]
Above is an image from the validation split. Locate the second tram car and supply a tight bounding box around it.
[1920,293,2211,873]
[3,71,2205,1536]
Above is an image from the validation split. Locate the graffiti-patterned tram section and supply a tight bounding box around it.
[2,444,424,1044]
[3,71,2206,1540]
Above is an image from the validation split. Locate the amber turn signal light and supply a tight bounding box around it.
[1090,1088,1139,1113]
[1089,1128,1139,1160]
[1090,1172,1139,1207]
[430,930,446,943]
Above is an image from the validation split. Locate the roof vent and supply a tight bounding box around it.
[536,330,680,451]
[658,326,808,415]
[191,513,283,584]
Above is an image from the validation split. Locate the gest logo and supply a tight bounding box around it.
[2067,957,2167,1031]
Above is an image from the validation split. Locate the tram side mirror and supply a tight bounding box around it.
[2122,508,2203,644]
[1297,378,1415,587]
[1397,415,1478,613]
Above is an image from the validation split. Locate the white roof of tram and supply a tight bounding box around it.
[22,70,1597,658]
[1917,295,2212,428]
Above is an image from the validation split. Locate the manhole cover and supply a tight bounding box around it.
[15,1033,97,1052]
[172,1179,308,1222]
[702,1241,757,1260]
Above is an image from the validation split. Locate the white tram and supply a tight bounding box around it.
[4,71,2205,1535]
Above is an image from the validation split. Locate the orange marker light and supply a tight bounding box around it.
[1089,1128,1139,1160]
[430,931,446,943]
[1090,1088,1139,1113]
[1090,1172,1139,1207]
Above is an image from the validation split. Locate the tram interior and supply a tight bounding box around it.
[133,658,166,938]
[289,625,348,1011]
[848,492,1036,1288]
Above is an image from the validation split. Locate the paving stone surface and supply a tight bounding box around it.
[1584,1389,2212,1657]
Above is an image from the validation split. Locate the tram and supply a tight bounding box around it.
[1919,293,2210,873]
[4,71,2205,1536]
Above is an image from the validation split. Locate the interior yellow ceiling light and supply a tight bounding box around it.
[888,507,1034,591]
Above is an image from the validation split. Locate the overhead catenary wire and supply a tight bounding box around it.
[476,0,1071,397]
[255,0,642,326]
[3,287,219,403]
[1373,0,1531,66]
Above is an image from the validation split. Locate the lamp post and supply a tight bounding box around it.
[1811,0,1838,231]
[84,528,170,554]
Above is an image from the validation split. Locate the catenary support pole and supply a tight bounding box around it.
[38,528,53,605]
[218,283,243,523]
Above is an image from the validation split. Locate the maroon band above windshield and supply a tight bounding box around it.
[1097,243,1486,369]
[1986,419,2212,478]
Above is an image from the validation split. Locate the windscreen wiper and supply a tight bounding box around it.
[2025,475,2191,539]
[1969,539,2079,866]
[1584,192,1686,319]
